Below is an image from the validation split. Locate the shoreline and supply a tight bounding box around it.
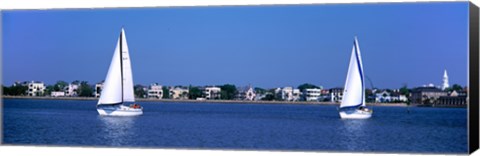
[2,95,409,107]
[2,95,466,108]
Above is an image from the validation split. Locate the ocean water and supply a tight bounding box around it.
[2,99,468,154]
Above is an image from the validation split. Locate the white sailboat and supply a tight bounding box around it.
[339,36,372,119]
[97,28,143,116]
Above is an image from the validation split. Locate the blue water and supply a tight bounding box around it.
[3,99,468,154]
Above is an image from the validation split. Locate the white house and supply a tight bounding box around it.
[375,90,392,102]
[204,86,221,99]
[281,87,301,101]
[329,88,343,102]
[147,83,163,99]
[170,87,189,99]
[27,81,45,96]
[375,90,408,103]
[64,84,79,96]
[390,92,408,102]
[94,82,103,97]
[303,88,321,101]
[51,91,65,97]
[292,89,301,101]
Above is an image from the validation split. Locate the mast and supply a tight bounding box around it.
[119,28,124,104]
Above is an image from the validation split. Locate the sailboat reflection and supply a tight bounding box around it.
[98,116,136,146]
[340,119,369,150]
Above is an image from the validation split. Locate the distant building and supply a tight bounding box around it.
[375,90,408,103]
[410,87,448,104]
[280,87,301,101]
[319,89,331,102]
[204,86,221,100]
[303,88,321,101]
[51,91,65,97]
[442,69,449,90]
[292,89,301,101]
[170,87,189,100]
[329,87,344,102]
[94,82,103,97]
[274,88,282,100]
[435,90,467,107]
[147,83,163,99]
[64,84,79,97]
[27,81,45,96]
[375,90,392,103]
[237,85,256,101]
[390,92,408,102]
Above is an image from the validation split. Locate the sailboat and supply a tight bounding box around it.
[338,36,372,119]
[97,28,143,116]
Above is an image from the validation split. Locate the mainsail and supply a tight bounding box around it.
[340,37,365,109]
[98,28,135,105]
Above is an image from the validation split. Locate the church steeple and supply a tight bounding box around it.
[442,69,449,90]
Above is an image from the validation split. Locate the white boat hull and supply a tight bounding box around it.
[339,109,372,119]
[97,105,143,116]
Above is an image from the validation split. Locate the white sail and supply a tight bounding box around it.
[98,28,135,105]
[98,37,123,105]
[340,37,365,108]
[120,29,135,102]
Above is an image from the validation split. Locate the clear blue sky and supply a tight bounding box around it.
[2,2,469,89]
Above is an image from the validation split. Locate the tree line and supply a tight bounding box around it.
[3,81,467,103]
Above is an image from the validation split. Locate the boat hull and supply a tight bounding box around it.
[97,105,143,116]
[339,109,372,119]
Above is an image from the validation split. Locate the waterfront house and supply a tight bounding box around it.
[280,87,301,101]
[390,92,408,102]
[410,86,448,105]
[318,89,330,101]
[303,88,321,101]
[329,87,344,102]
[204,86,221,100]
[292,88,301,101]
[147,83,163,99]
[64,83,79,97]
[27,81,45,96]
[237,85,256,101]
[170,87,189,100]
[94,82,103,97]
[375,90,392,102]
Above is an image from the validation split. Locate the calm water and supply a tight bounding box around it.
[3,99,468,154]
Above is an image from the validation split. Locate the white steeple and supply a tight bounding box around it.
[442,69,449,90]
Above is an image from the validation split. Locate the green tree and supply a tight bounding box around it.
[71,80,80,85]
[297,83,320,92]
[262,88,282,101]
[254,87,266,95]
[53,80,68,91]
[220,84,237,100]
[451,84,463,91]
[365,89,374,103]
[134,84,146,98]
[188,86,204,99]
[78,81,93,97]
[399,84,411,105]
[445,84,464,92]
[262,93,275,101]
[4,85,28,96]
[3,85,9,95]
[399,85,410,95]
[162,86,170,99]
[45,85,54,96]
